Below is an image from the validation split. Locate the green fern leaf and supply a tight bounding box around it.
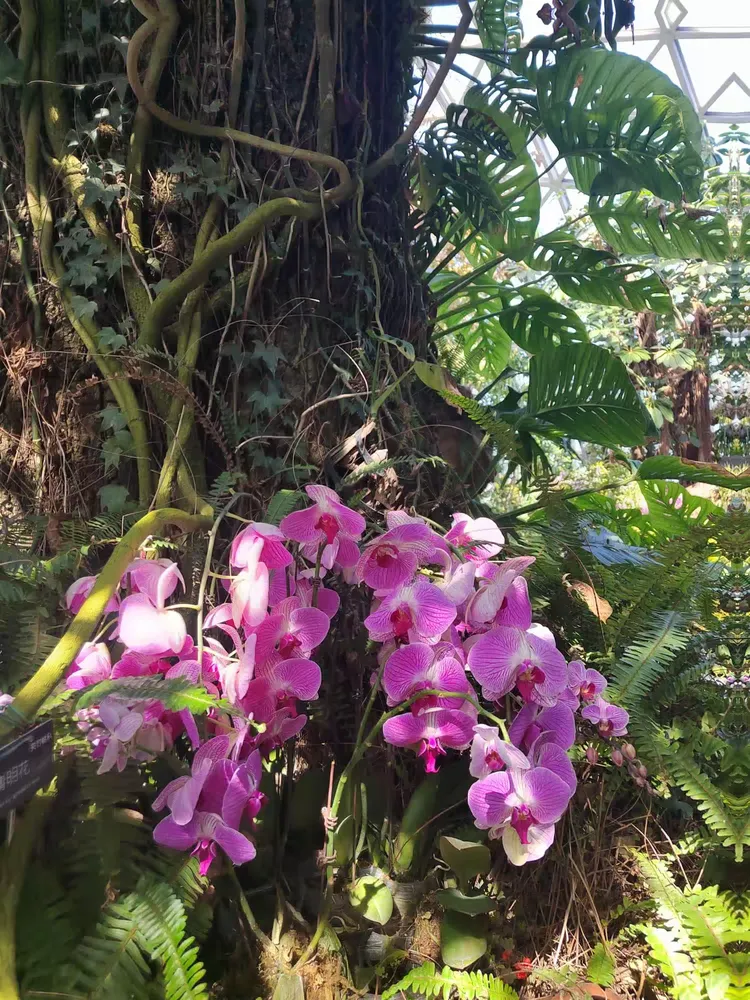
[610,611,690,707]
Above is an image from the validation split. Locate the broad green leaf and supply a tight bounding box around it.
[440,911,488,970]
[435,889,496,916]
[587,942,616,988]
[435,275,586,365]
[537,48,703,200]
[413,361,454,393]
[639,480,721,531]
[528,231,672,313]
[635,455,750,491]
[462,88,540,258]
[439,836,491,884]
[527,343,648,448]
[590,195,730,262]
[349,876,394,925]
[475,0,521,52]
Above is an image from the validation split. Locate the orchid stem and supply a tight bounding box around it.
[227,865,273,950]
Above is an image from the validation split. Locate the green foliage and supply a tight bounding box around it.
[610,611,690,707]
[474,0,522,52]
[590,194,731,263]
[537,48,703,201]
[526,343,648,448]
[633,855,750,999]
[76,676,234,715]
[527,231,673,312]
[382,961,518,1000]
[586,942,616,987]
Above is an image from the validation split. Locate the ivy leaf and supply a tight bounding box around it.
[251,341,285,375]
[82,175,121,209]
[70,295,98,320]
[98,484,130,513]
[99,405,129,433]
[66,257,104,290]
[248,387,290,415]
[98,327,127,352]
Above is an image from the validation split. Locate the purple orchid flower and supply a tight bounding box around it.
[382,641,472,712]
[567,660,608,705]
[466,557,536,625]
[581,696,629,737]
[508,702,576,752]
[242,654,321,723]
[494,576,532,630]
[364,577,457,644]
[66,642,112,690]
[431,550,478,607]
[470,725,530,779]
[65,575,119,615]
[0,692,13,709]
[90,696,168,774]
[280,485,365,567]
[118,563,186,656]
[445,513,505,561]
[110,650,170,679]
[230,521,292,571]
[467,754,573,865]
[254,596,329,664]
[153,738,261,875]
[383,707,475,773]
[356,521,439,591]
[467,625,567,706]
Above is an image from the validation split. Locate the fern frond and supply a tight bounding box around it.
[73,901,151,1000]
[438,391,518,460]
[126,877,209,1000]
[669,750,750,860]
[382,961,518,1000]
[610,611,690,707]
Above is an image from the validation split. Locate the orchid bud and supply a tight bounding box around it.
[622,742,637,761]
[637,764,648,778]
[634,775,647,788]
[585,746,598,765]
[611,748,624,767]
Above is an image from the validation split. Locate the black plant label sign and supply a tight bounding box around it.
[0,721,54,816]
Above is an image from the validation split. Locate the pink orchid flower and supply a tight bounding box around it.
[382,641,472,713]
[470,724,530,779]
[111,650,170,679]
[230,522,292,571]
[280,485,365,566]
[431,550,478,607]
[356,522,439,591]
[467,756,573,865]
[468,625,567,706]
[0,692,13,709]
[152,735,233,824]
[229,535,269,628]
[118,563,187,656]
[446,513,505,561]
[364,577,457,644]
[125,558,183,604]
[66,642,112,690]
[494,576,532,630]
[91,697,168,774]
[65,575,119,615]
[581,697,629,737]
[242,656,321,722]
[383,707,475,772]
[508,702,576,752]
[254,596,329,664]
[466,557,536,625]
[153,740,261,875]
[566,661,608,704]
[216,627,257,706]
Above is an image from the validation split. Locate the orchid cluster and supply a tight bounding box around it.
[61,485,630,875]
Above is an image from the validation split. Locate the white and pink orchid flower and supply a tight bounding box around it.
[118,562,187,656]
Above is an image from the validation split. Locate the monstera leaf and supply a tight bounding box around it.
[527,343,648,448]
[528,231,672,313]
[461,87,541,259]
[537,48,703,201]
[590,194,730,262]
[435,274,586,366]
[474,0,522,52]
